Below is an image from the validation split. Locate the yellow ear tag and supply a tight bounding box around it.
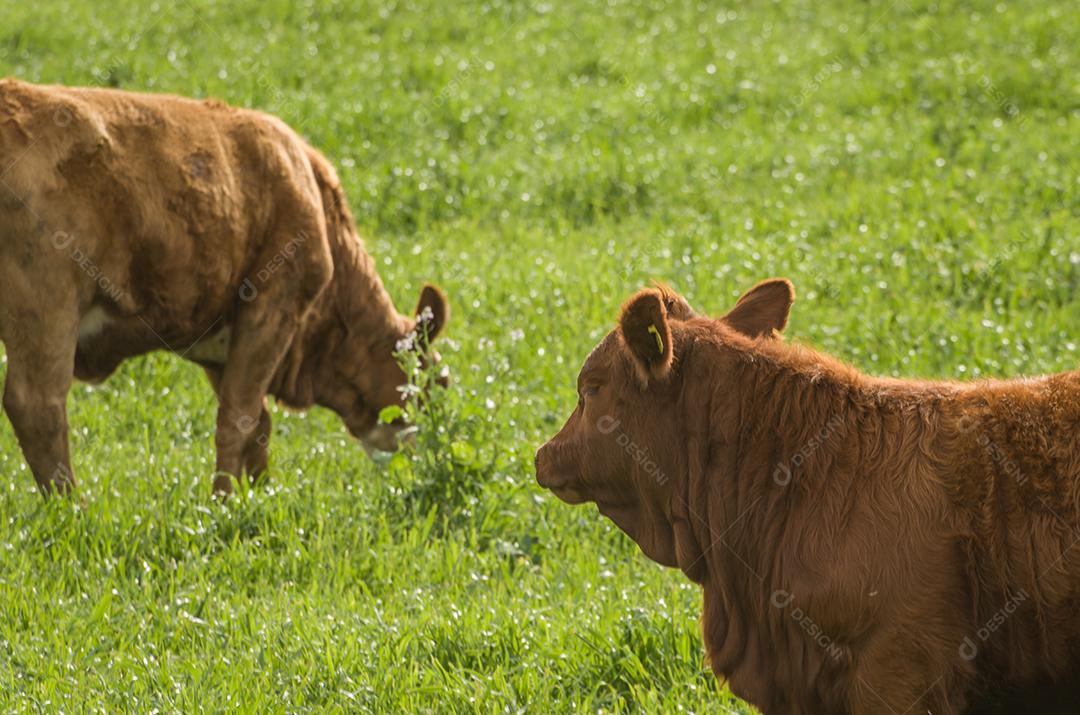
[647,324,664,355]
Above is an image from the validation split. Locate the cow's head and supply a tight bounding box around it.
[312,284,449,454]
[534,279,793,570]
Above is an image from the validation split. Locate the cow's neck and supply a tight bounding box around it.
[690,335,864,709]
[327,228,403,335]
[270,228,406,407]
[685,334,862,556]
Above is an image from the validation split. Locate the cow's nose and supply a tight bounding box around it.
[534,443,568,489]
[534,444,547,473]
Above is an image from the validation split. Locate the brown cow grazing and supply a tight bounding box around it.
[0,79,448,496]
[536,279,1080,714]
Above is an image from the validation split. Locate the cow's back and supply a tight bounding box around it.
[0,79,327,356]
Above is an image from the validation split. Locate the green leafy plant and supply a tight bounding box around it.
[377,332,504,530]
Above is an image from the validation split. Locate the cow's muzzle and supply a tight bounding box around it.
[536,441,593,505]
[359,421,416,456]
[534,442,566,488]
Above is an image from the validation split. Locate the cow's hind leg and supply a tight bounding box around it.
[2,312,79,494]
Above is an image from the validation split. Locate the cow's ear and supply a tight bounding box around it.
[652,281,696,320]
[722,278,794,339]
[414,284,448,342]
[618,289,674,385]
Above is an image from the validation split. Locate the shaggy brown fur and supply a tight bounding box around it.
[0,79,447,495]
[536,279,1080,714]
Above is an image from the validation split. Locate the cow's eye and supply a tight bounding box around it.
[583,385,600,398]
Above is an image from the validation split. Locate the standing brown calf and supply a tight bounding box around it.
[0,79,447,495]
[536,279,1080,714]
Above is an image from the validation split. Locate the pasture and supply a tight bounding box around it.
[1,0,1078,711]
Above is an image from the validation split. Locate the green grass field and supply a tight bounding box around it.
[1,0,1079,711]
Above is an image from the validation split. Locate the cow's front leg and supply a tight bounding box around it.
[210,208,330,496]
[2,318,78,494]
[210,278,311,496]
[211,330,295,497]
[242,402,272,482]
[204,366,272,485]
